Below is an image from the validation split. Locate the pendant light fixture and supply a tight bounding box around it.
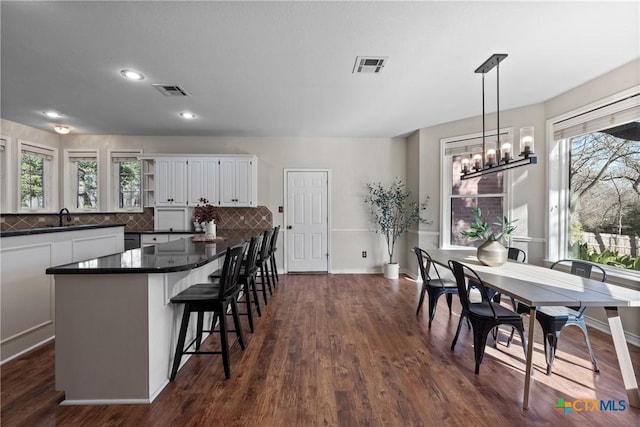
[460,54,537,180]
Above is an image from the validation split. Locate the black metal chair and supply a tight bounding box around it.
[515,259,605,375]
[169,245,246,380]
[507,247,526,263]
[448,260,527,374]
[414,247,458,327]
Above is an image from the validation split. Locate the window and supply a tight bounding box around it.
[0,136,10,211]
[19,141,56,211]
[440,131,511,248]
[65,150,98,210]
[549,89,640,272]
[109,150,142,211]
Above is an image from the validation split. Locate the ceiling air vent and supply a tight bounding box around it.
[353,56,388,74]
[152,84,190,97]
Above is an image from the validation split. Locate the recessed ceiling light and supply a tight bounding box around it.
[180,112,196,119]
[53,125,71,134]
[43,111,64,118]
[120,69,144,80]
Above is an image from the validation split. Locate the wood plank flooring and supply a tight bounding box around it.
[2,274,639,426]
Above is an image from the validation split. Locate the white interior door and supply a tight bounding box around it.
[286,170,329,272]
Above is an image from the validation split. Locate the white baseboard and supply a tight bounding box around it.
[61,398,152,406]
[0,336,55,365]
[586,316,640,348]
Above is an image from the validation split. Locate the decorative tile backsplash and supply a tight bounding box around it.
[0,206,272,232]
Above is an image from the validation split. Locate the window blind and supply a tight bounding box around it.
[110,150,141,163]
[68,151,97,162]
[21,142,54,160]
[553,93,640,140]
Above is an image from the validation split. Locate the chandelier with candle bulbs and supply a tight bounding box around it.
[460,54,537,180]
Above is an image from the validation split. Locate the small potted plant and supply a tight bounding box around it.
[365,178,430,279]
[460,207,518,266]
[192,198,220,238]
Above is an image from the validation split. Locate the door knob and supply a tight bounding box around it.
[287,226,292,229]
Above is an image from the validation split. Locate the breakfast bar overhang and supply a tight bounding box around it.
[46,229,264,405]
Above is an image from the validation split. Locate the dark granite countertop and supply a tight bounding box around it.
[1,223,126,237]
[46,228,267,275]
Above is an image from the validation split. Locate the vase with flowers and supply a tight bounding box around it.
[192,198,221,238]
[460,207,518,267]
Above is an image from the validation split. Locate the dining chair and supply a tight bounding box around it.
[507,247,526,263]
[414,247,458,327]
[514,259,605,375]
[448,260,528,374]
[169,245,246,380]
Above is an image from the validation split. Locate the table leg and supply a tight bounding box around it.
[605,307,640,409]
[523,306,538,410]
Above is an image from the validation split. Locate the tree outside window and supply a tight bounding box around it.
[21,153,45,209]
[118,161,141,209]
[76,160,98,208]
[569,121,640,270]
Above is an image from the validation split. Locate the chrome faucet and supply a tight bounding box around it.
[59,208,72,227]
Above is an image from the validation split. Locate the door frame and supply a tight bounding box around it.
[283,169,332,273]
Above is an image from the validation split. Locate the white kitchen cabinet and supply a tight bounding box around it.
[154,207,190,232]
[155,157,187,206]
[141,233,193,247]
[187,157,219,205]
[219,156,257,207]
[0,226,124,363]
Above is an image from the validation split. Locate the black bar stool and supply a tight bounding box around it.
[169,245,246,380]
[256,228,274,305]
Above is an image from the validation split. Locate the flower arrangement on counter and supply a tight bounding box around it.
[192,198,221,224]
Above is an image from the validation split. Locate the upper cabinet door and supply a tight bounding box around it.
[219,156,257,207]
[155,157,187,206]
[188,158,219,206]
[218,158,236,207]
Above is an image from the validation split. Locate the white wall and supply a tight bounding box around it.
[59,134,408,272]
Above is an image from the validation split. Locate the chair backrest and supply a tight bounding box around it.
[219,245,246,298]
[244,235,261,272]
[414,247,445,285]
[448,260,498,318]
[507,247,526,263]
[269,226,280,256]
[550,259,607,282]
[259,228,274,261]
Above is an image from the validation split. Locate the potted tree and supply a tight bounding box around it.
[460,207,518,266]
[365,178,430,279]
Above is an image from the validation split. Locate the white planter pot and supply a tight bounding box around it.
[477,239,507,267]
[204,221,216,238]
[383,263,399,279]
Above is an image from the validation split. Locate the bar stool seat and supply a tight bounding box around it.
[169,245,246,380]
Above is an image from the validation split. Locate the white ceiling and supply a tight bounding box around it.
[1,1,638,138]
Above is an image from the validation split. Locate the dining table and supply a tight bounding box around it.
[427,248,640,411]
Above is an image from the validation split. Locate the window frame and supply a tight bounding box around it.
[17,139,58,213]
[63,148,100,212]
[0,135,12,212]
[547,86,640,276]
[107,149,143,212]
[439,129,513,249]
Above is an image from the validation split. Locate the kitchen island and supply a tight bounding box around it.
[46,229,265,405]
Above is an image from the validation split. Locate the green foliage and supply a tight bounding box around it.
[460,207,518,242]
[77,160,98,208]
[119,161,141,208]
[20,154,44,208]
[569,241,640,271]
[365,178,430,264]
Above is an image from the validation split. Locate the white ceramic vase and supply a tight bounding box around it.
[477,239,507,267]
[383,263,400,279]
[204,221,216,239]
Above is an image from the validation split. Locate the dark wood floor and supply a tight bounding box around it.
[2,274,639,426]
